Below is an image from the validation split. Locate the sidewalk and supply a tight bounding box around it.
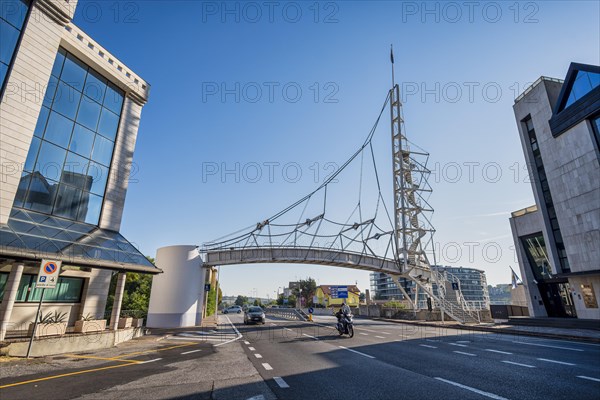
[371,317,600,343]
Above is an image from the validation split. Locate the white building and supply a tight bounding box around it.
[510,63,600,320]
[0,0,159,340]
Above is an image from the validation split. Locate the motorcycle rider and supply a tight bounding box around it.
[336,301,352,332]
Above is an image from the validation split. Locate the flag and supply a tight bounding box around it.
[510,266,521,289]
[390,45,394,64]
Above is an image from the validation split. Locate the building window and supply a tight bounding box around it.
[521,233,553,281]
[0,0,30,96]
[591,115,600,154]
[564,71,600,109]
[0,272,8,300]
[523,116,570,272]
[13,48,125,225]
[581,284,598,309]
[15,274,84,303]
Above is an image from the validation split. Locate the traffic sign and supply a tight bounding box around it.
[204,283,211,291]
[35,260,61,289]
[308,307,314,314]
[330,286,348,299]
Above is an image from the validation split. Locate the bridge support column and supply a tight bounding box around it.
[147,245,206,328]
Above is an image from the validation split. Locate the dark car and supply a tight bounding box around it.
[244,306,266,325]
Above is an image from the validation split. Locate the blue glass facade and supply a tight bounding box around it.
[13,48,124,225]
[0,0,30,92]
[564,71,600,108]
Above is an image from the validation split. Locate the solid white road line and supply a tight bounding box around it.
[577,375,600,383]
[255,354,263,359]
[214,315,243,347]
[273,377,290,388]
[485,349,513,355]
[449,343,468,348]
[434,377,509,400]
[375,335,386,339]
[453,351,476,357]
[338,346,376,359]
[302,333,319,340]
[181,349,202,355]
[419,344,437,349]
[537,358,576,366]
[502,360,535,368]
[248,347,256,351]
[262,363,273,371]
[141,358,162,364]
[512,341,584,352]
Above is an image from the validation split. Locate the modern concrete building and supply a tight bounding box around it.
[510,63,600,320]
[0,0,158,341]
[370,266,490,309]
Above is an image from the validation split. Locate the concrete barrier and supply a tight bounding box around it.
[264,308,307,321]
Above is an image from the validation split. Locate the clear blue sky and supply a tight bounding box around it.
[74,1,599,298]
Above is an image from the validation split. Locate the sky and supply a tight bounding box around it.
[72,0,599,299]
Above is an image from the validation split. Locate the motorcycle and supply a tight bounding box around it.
[336,313,354,338]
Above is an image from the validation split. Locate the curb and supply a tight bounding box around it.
[372,317,600,344]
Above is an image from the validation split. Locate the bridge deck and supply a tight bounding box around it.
[204,247,400,274]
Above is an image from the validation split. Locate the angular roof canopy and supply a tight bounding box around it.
[0,208,161,274]
[554,63,600,113]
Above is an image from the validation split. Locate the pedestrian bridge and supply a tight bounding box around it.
[203,247,401,275]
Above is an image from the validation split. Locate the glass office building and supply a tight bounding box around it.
[510,63,600,320]
[0,0,158,341]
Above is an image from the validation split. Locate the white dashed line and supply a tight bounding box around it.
[273,377,290,388]
[338,346,375,359]
[502,360,535,368]
[262,363,273,370]
[577,375,600,383]
[359,333,369,336]
[244,341,250,345]
[453,351,476,357]
[512,341,584,352]
[284,328,293,332]
[248,347,255,351]
[485,349,512,355]
[140,358,162,364]
[375,335,385,339]
[435,377,509,400]
[419,344,437,349]
[449,343,468,348]
[254,353,263,359]
[381,332,391,335]
[181,349,202,355]
[537,358,575,366]
[302,333,319,340]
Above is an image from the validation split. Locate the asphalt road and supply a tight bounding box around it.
[234,314,600,400]
[1,315,599,400]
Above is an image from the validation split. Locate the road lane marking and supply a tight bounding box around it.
[244,341,250,345]
[512,341,584,352]
[375,335,385,339]
[302,333,319,340]
[381,332,391,335]
[453,351,476,357]
[419,344,437,349]
[425,339,439,343]
[577,375,600,383]
[537,358,575,366]
[254,354,263,359]
[449,343,468,348]
[0,363,135,389]
[485,349,512,355]
[359,333,369,336]
[64,354,141,364]
[262,363,273,370]
[502,360,535,368]
[112,342,197,358]
[284,328,293,332]
[140,358,162,364]
[434,377,509,400]
[273,377,289,388]
[338,346,375,359]
[248,347,256,351]
[181,349,202,355]
[215,315,243,347]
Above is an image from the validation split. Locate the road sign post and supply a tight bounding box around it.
[26,260,61,358]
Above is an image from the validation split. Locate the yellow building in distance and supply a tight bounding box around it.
[315,285,361,307]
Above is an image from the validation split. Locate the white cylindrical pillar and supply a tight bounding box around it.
[147,245,206,328]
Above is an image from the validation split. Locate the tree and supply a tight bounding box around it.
[235,295,248,306]
[295,278,317,307]
[253,298,262,306]
[359,293,366,302]
[106,256,155,318]
[206,283,222,317]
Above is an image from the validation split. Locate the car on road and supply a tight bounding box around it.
[244,306,266,325]
[223,305,242,314]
